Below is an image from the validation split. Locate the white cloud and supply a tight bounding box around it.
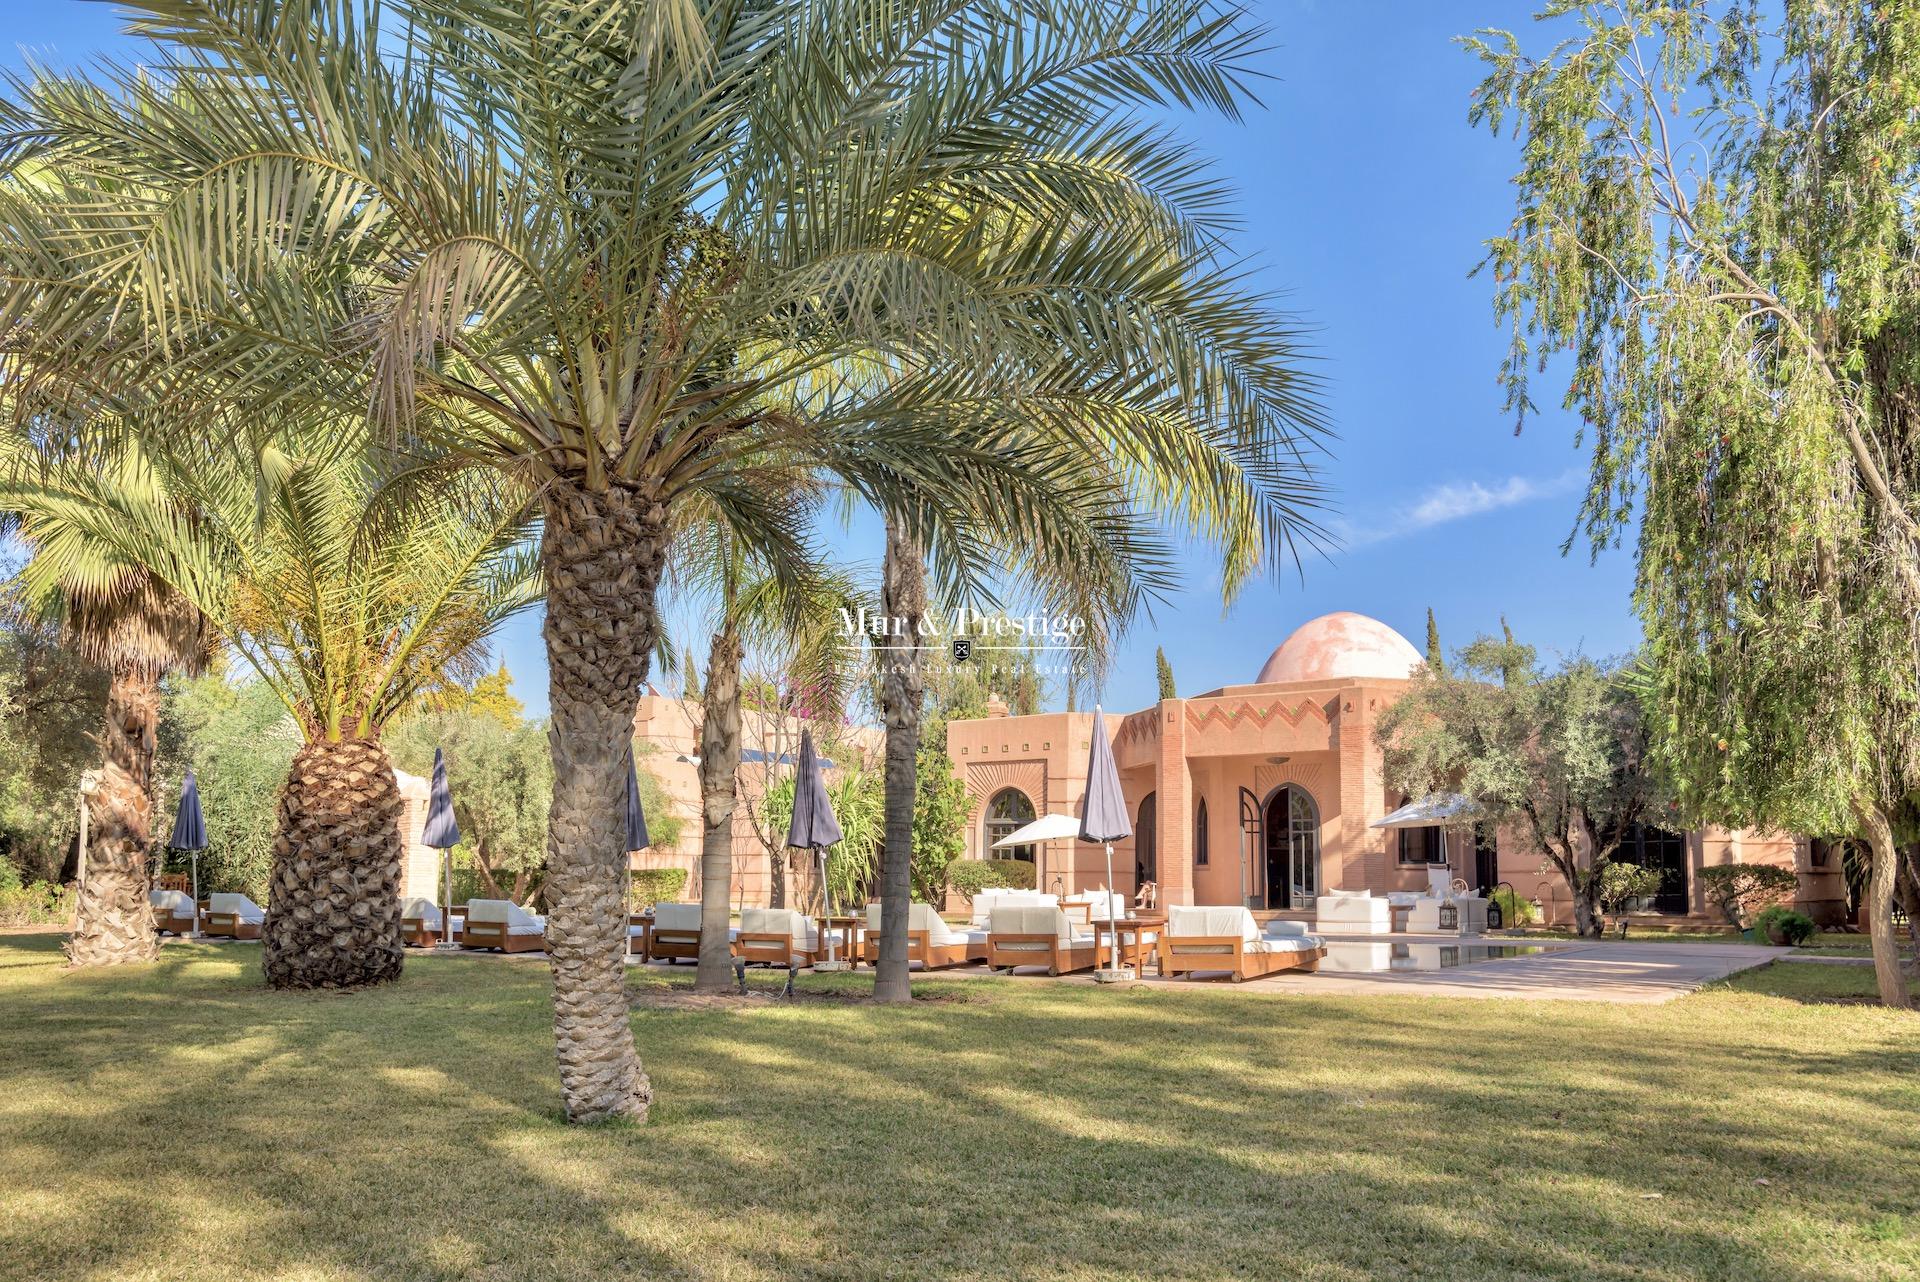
[1337,467,1583,550]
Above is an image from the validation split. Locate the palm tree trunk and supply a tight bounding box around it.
[874,518,925,1004]
[695,628,743,993]
[1854,800,1913,1009]
[261,736,406,990]
[541,481,668,1123]
[64,664,161,967]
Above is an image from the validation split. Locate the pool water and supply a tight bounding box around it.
[1318,940,1565,974]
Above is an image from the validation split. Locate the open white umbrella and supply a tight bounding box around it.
[1370,793,1478,883]
[991,812,1080,892]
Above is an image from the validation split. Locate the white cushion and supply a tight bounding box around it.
[968,890,1057,926]
[149,889,195,919]
[400,897,443,928]
[467,899,511,925]
[989,904,1076,946]
[1252,935,1320,954]
[1264,919,1311,938]
[651,902,702,933]
[1168,905,1259,941]
[1319,887,1370,900]
[209,892,265,923]
[742,907,819,951]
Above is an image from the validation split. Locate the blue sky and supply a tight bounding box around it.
[5,1,1639,717]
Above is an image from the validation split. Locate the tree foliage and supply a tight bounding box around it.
[1375,635,1665,937]
[1155,646,1177,700]
[1468,0,1918,997]
[385,704,552,903]
[154,672,300,903]
[0,606,103,880]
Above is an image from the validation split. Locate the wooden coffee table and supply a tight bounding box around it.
[1090,913,1168,975]
[815,915,862,967]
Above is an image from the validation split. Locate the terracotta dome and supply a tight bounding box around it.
[1255,612,1423,684]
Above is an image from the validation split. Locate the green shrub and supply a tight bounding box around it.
[1597,862,1664,914]
[1489,886,1538,926]
[0,860,75,927]
[1699,864,1797,926]
[946,858,1036,900]
[1754,905,1816,946]
[630,868,689,910]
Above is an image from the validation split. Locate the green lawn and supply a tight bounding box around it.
[3,936,1917,1281]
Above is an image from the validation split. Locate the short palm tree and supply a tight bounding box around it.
[668,509,860,993]
[5,431,539,989]
[0,0,1326,1119]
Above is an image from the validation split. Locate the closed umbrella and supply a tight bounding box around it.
[1078,707,1133,977]
[623,750,650,960]
[168,770,208,938]
[421,748,463,949]
[785,729,846,971]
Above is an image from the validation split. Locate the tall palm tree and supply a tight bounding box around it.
[5,431,540,989]
[0,0,1326,1119]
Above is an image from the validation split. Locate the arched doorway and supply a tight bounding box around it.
[1262,785,1319,909]
[983,789,1036,863]
[1134,793,1157,890]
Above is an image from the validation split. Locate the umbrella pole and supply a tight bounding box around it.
[822,849,834,965]
[1103,841,1120,972]
[189,852,201,939]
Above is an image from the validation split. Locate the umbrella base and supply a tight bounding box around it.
[1093,966,1137,985]
[431,942,463,953]
[812,959,854,973]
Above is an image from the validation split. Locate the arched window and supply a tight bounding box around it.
[984,788,1037,862]
[1194,799,1210,866]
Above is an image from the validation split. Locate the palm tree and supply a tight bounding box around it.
[5,431,540,989]
[0,0,1326,1119]
[670,514,858,992]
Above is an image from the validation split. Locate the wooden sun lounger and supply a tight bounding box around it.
[1157,936,1325,983]
[460,919,545,952]
[860,928,981,970]
[983,932,1097,976]
[201,910,261,940]
[735,930,817,968]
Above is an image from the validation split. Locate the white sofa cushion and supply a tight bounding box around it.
[400,897,443,928]
[650,902,702,934]
[1168,905,1259,941]
[149,889,195,919]
[208,892,265,923]
[742,907,819,951]
[969,889,1057,926]
[989,904,1077,946]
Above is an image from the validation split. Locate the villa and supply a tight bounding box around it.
[944,612,1850,928]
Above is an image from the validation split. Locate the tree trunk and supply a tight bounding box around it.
[65,664,161,967]
[695,628,743,993]
[541,481,667,1123]
[1854,801,1913,1009]
[768,842,787,908]
[874,519,926,1004]
[261,736,406,990]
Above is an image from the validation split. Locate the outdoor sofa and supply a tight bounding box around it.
[863,902,988,969]
[645,902,727,963]
[399,897,460,947]
[1315,888,1391,935]
[202,892,265,940]
[1158,906,1324,982]
[735,907,820,968]
[148,888,198,936]
[984,904,1098,976]
[461,899,546,953]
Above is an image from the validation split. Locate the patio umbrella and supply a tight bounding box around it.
[1370,793,1479,885]
[623,750,650,959]
[990,812,1080,893]
[784,729,845,969]
[421,749,463,948]
[623,750,651,852]
[1077,707,1133,974]
[168,770,208,938]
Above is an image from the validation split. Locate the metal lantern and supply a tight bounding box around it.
[1486,898,1504,930]
[1438,900,1460,932]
